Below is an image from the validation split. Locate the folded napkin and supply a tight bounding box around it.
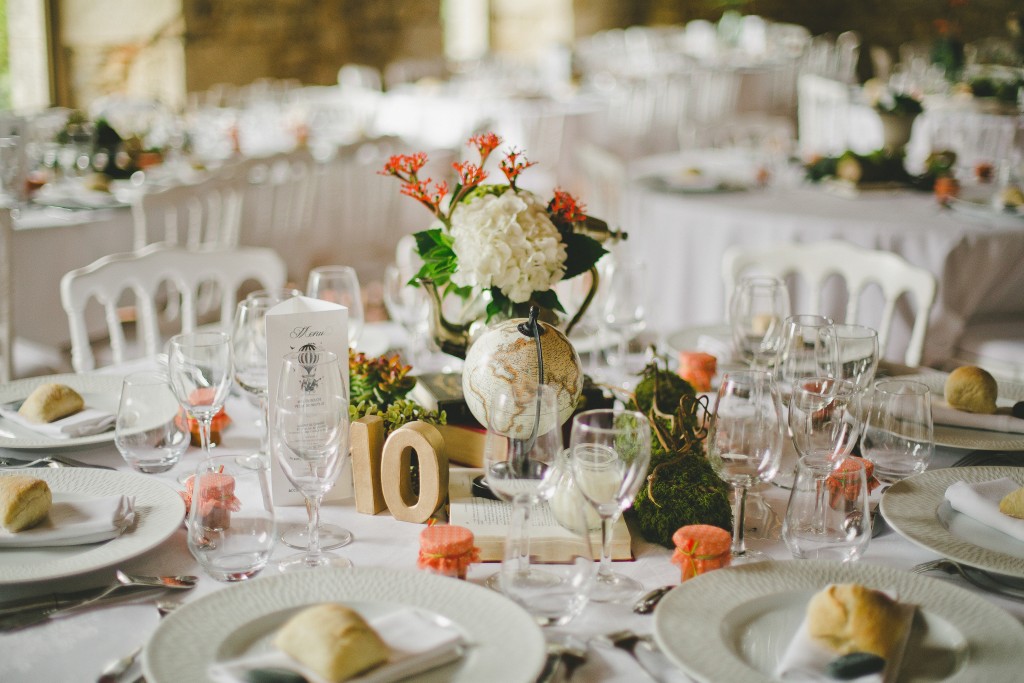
[208,607,464,683]
[945,478,1024,543]
[931,401,1024,435]
[776,591,914,683]
[0,495,135,548]
[0,405,115,439]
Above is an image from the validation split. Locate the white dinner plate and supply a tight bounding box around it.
[880,466,1024,578]
[892,373,1024,451]
[0,468,184,584]
[144,567,546,683]
[0,373,125,450]
[654,560,1024,682]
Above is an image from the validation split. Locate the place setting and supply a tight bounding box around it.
[0,373,123,450]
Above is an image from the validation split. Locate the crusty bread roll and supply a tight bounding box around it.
[944,366,998,415]
[807,584,909,662]
[0,476,52,532]
[18,383,85,423]
[274,604,388,682]
[1000,487,1024,519]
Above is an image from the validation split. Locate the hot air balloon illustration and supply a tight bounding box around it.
[296,343,321,391]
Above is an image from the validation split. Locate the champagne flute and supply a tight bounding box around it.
[232,296,275,468]
[167,331,233,458]
[861,379,934,484]
[773,315,838,399]
[307,265,364,349]
[600,258,647,388]
[569,408,651,602]
[274,349,352,571]
[483,385,565,592]
[706,370,784,565]
[383,263,429,366]
[730,276,790,369]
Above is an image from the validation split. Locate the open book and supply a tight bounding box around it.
[447,470,632,563]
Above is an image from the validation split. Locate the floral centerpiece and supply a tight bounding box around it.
[381,133,617,356]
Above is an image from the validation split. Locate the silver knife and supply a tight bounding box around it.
[0,586,107,616]
[0,455,115,470]
[0,587,165,631]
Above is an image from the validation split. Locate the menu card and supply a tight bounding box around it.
[266,296,352,505]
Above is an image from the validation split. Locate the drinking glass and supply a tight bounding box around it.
[246,287,303,301]
[115,371,189,474]
[730,276,790,369]
[789,377,862,461]
[861,379,934,484]
[274,349,352,570]
[706,370,784,565]
[600,258,647,388]
[307,265,364,349]
[167,331,233,456]
[569,408,651,602]
[773,315,838,399]
[833,324,879,391]
[232,297,275,468]
[782,454,871,562]
[383,263,430,366]
[186,453,276,581]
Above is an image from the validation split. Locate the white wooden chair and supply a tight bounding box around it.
[0,207,12,382]
[60,244,286,372]
[130,168,245,249]
[722,240,937,367]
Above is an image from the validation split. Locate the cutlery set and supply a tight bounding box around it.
[913,558,1024,600]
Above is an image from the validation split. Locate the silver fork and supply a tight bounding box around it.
[599,631,692,683]
[536,635,587,683]
[912,558,1024,600]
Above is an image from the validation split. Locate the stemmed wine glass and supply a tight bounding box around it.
[307,265,364,349]
[706,370,784,565]
[730,276,790,369]
[383,263,430,366]
[568,408,651,602]
[789,377,862,462]
[861,379,934,484]
[773,315,838,399]
[274,349,352,571]
[483,385,563,589]
[600,258,647,388]
[232,296,275,468]
[167,331,233,460]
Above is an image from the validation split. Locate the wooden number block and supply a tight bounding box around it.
[381,421,448,523]
[350,415,387,514]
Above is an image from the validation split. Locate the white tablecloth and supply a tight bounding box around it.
[624,154,1024,365]
[1,354,1022,682]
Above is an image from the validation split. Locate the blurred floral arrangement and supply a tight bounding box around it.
[805,150,911,186]
[55,110,164,183]
[932,0,968,77]
[348,351,444,434]
[380,133,610,322]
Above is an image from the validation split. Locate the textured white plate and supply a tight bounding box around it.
[144,567,546,683]
[0,373,125,450]
[654,560,1024,682]
[893,373,1024,451]
[0,468,184,584]
[881,466,1024,578]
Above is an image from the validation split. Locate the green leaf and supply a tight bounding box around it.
[561,232,607,280]
[531,288,565,314]
[414,229,443,256]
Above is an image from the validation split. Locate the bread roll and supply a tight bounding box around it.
[274,604,388,682]
[806,584,909,662]
[1000,486,1024,519]
[944,366,998,414]
[0,476,52,532]
[18,383,85,423]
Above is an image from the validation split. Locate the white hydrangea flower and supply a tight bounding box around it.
[449,189,567,303]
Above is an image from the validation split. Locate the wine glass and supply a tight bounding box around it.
[114,371,190,474]
[232,296,276,468]
[246,287,303,301]
[789,377,862,462]
[773,314,838,399]
[483,385,580,614]
[833,324,879,391]
[167,331,233,458]
[383,263,430,366]
[600,258,647,388]
[730,276,790,369]
[861,379,934,484]
[706,370,784,565]
[568,408,651,602]
[307,265,364,349]
[274,348,352,571]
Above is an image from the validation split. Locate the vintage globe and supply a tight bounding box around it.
[462,318,583,435]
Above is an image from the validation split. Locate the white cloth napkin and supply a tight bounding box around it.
[0,495,135,547]
[776,591,914,683]
[931,401,1024,435]
[0,405,115,439]
[208,607,464,683]
[945,478,1024,543]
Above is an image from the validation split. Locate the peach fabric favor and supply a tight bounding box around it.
[417,524,480,579]
[677,352,717,392]
[671,524,731,581]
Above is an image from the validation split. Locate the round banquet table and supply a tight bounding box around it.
[623,153,1024,366]
[1,351,1023,682]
